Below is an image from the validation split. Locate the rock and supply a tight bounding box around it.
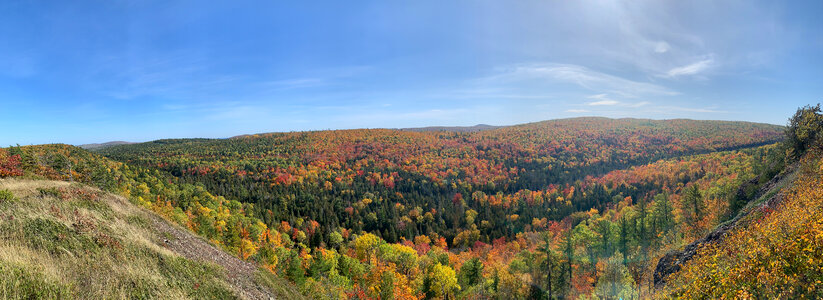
[653,216,738,287]
[653,165,791,288]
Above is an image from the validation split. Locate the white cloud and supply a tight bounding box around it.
[665,58,714,77]
[589,100,620,106]
[498,2,780,81]
[486,63,679,98]
[654,41,671,53]
[566,109,589,113]
[587,93,620,106]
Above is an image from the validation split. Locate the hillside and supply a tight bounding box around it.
[0,116,797,299]
[77,141,135,150]
[652,105,823,298]
[0,179,300,299]
[399,124,501,132]
[657,150,822,298]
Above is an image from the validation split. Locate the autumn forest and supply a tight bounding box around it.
[6,111,823,298]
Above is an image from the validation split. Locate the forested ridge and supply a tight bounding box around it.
[0,116,802,299]
[99,118,781,245]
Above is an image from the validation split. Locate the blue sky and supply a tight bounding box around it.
[1,1,821,145]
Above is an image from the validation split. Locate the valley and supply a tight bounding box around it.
[3,115,812,299]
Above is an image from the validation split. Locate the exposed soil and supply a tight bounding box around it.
[148,214,275,300]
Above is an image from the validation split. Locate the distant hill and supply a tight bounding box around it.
[399,124,501,132]
[78,141,134,150]
[226,124,502,139]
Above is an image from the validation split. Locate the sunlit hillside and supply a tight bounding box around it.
[0,178,301,299]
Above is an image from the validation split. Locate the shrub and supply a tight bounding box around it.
[0,189,15,202]
[0,149,23,177]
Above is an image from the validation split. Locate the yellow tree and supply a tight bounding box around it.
[428,263,460,299]
[354,233,382,261]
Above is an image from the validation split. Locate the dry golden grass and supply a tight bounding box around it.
[0,179,238,299]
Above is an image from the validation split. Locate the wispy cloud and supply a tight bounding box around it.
[485,63,679,98]
[565,109,590,113]
[90,50,238,100]
[626,101,651,108]
[665,58,714,78]
[589,100,619,106]
[587,94,620,106]
[614,104,727,116]
[88,49,370,102]
[583,94,650,108]
[654,41,671,54]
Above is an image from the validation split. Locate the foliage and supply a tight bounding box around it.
[680,184,704,231]
[663,153,823,298]
[0,189,15,202]
[99,118,782,247]
[0,148,23,177]
[0,116,790,299]
[427,263,460,299]
[786,103,823,160]
[458,257,483,288]
[594,256,637,300]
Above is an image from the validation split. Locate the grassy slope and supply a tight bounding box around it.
[0,178,301,300]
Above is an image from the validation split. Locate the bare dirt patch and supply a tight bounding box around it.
[147,214,276,300]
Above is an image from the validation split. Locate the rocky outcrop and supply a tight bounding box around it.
[653,214,742,288]
[653,165,792,288]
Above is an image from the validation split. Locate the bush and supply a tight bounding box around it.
[0,189,15,202]
[0,149,24,177]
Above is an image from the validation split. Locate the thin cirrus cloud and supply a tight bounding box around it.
[585,94,651,108]
[664,58,715,78]
[587,94,620,106]
[588,100,619,106]
[485,63,680,99]
[654,41,671,54]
